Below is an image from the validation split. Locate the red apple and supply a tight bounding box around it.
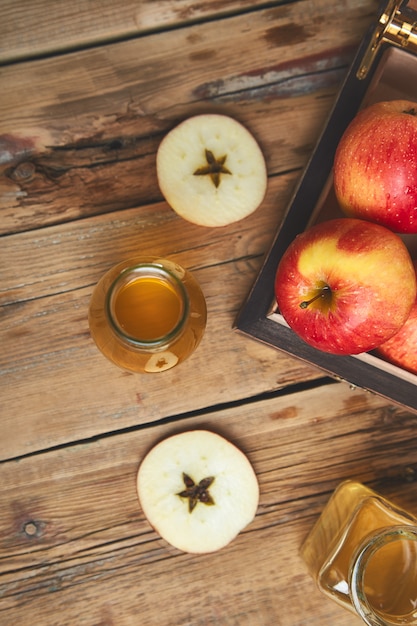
[375,261,417,374]
[274,218,416,355]
[334,100,417,234]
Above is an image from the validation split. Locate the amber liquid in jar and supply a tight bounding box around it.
[88,258,206,373]
[113,275,183,341]
[357,531,417,618]
[300,481,417,623]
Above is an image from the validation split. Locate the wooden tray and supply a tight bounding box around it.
[235,0,417,413]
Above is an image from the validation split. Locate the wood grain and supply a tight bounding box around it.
[1,383,416,625]
[0,0,276,64]
[3,0,414,624]
[1,0,379,458]
[0,0,377,234]
[1,174,329,461]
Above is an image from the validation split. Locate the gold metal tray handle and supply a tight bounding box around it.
[358,0,417,79]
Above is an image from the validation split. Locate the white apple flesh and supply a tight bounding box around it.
[137,430,259,554]
[156,114,267,227]
[334,100,417,234]
[275,218,417,355]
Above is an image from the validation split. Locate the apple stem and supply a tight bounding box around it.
[300,285,331,309]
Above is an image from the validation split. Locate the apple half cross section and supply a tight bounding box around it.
[137,430,259,553]
[156,114,267,227]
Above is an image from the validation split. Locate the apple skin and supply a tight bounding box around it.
[334,100,417,234]
[375,261,417,374]
[275,218,417,355]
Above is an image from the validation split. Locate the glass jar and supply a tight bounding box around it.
[88,257,207,373]
[300,481,417,625]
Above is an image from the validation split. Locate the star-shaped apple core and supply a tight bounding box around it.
[193,149,232,188]
[177,472,215,513]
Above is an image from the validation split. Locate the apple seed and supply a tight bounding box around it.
[193,148,232,188]
[177,472,215,513]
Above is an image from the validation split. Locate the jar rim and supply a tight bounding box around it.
[349,525,417,626]
[105,262,190,349]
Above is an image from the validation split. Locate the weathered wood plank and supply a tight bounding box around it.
[0,175,328,461]
[0,91,334,236]
[1,383,416,624]
[0,0,380,464]
[0,0,378,234]
[0,0,281,64]
[2,2,415,626]
[0,172,295,306]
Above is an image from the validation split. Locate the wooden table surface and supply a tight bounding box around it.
[2,1,417,624]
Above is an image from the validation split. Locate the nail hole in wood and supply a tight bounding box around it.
[24,521,40,537]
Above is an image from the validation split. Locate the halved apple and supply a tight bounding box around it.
[137,430,259,553]
[156,114,267,227]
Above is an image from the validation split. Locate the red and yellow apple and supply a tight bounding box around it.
[274,218,416,355]
[375,260,417,374]
[334,100,417,234]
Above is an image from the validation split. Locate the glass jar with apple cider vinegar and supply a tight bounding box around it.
[88,257,206,373]
[300,481,417,625]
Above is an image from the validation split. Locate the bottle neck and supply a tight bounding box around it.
[106,262,189,351]
[349,525,417,626]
